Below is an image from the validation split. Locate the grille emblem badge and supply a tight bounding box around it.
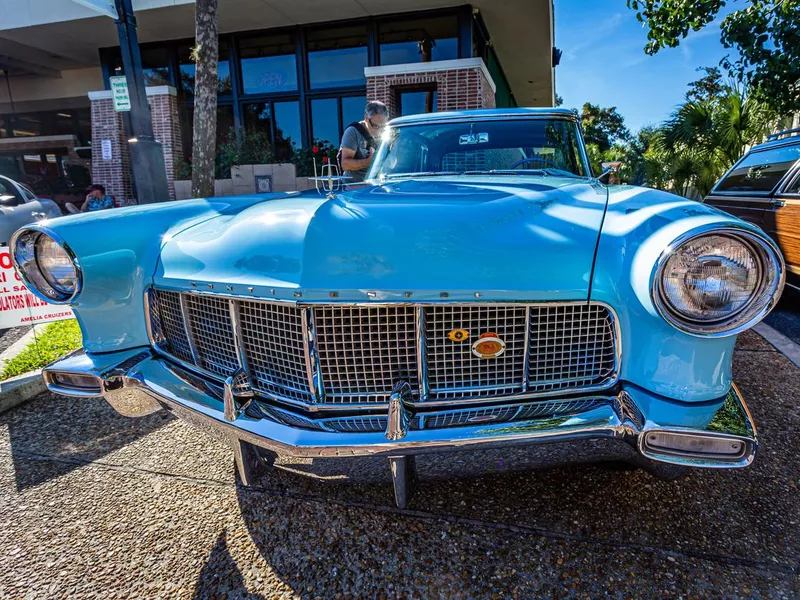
[447,328,470,342]
[472,332,506,358]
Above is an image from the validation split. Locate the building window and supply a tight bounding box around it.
[239,33,298,95]
[379,16,459,65]
[178,41,232,96]
[396,87,438,116]
[273,101,302,159]
[310,98,339,146]
[341,96,367,127]
[243,100,302,161]
[307,25,368,89]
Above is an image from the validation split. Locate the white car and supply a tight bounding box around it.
[0,174,62,246]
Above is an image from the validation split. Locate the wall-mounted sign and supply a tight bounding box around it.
[109,76,132,112]
[101,139,112,161]
[255,175,273,194]
[0,249,73,328]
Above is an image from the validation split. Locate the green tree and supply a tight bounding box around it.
[627,0,800,113]
[580,103,631,153]
[686,66,725,102]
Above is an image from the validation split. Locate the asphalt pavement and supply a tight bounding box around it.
[765,292,800,346]
[0,329,798,599]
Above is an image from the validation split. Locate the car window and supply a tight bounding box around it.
[0,180,22,207]
[19,184,36,201]
[715,145,800,193]
[784,171,800,194]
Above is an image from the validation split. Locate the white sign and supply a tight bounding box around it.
[109,75,132,112]
[101,139,112,161]
[71,0,119,20]
[0,249,74,328]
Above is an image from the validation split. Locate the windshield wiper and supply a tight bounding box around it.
[464,169,548,177]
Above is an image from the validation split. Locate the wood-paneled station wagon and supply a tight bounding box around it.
[705,127,800,293]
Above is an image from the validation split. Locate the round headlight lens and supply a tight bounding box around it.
[654,229,784,336]
[36,234,77,295]
[11,229,80,304]
[661,235,760,321]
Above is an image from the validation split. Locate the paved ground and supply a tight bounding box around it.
[1,330,798,599]
[765,292,800,346]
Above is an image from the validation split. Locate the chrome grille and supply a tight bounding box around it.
[527,304,616,393]
[425,305,528,400]
[183,294,239,378]
[148,291,618,408]
[238,300,312,403]
[149,290,193,363]
[314,306,419,403]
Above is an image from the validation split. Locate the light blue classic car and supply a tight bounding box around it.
[11,108,785,508]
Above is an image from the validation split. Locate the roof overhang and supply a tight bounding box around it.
[0,0,553,105]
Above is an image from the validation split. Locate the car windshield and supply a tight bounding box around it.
[714,144,800,193]
[368,117,590,181]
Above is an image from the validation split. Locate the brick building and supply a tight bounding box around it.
[0,0,556,204]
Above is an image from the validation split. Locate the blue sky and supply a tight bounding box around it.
[554,0,733,133]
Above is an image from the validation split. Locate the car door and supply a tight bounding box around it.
[0,178,32,246]
[765,169,800,292]
[705,144,800,229]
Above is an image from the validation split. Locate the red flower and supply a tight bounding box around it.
[312,146,319,154]
[322,156,329,164]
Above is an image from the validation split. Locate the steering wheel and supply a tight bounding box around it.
[509,156,558,170]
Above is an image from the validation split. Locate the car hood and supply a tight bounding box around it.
[156,177,609,301]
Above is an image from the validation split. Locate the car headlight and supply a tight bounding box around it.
[10,228,81,304]
[652,227,784,337]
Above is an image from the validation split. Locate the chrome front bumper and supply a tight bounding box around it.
[43,349,758,507]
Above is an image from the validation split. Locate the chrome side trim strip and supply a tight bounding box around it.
[178,292,200,365]
[301,307,321,402]
[229,300,251,380]
[415,307,429,401]
[522,305,531,393]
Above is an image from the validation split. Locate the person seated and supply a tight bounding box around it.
[80,184,114,212]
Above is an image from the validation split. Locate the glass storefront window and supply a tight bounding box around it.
[307,25,368,89]
[239,33,297,94]
[341,96,367,127]
[398,89,438,116]
[311,98,339,146]
[243,102,272,140]
[274,101,302,159]
[178,41,231,96]
[140,47,170,86]
[379,16,459,65]
[179,104,236,161]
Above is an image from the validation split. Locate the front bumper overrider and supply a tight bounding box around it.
[43,348,758,508]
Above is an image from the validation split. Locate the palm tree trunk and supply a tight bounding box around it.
[191,0,219,198]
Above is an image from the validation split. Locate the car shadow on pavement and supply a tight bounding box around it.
[192,530,268,600]
[1,392,173,492]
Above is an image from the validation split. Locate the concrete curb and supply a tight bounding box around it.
[754,322,800,369]
[0,369,45,414]
[0,324,47,373]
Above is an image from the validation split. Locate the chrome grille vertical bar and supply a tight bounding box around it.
[228,299,251,378]
[302,307,322,402]
[178,292,199,364]
[522,306,531,392]
[415,307,429,401]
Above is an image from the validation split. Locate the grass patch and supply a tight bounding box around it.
[0,319,82,381]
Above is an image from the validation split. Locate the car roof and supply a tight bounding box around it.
[389,107,577,126]
[749,134,800,153]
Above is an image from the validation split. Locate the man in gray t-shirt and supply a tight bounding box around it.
[339,100,389,183]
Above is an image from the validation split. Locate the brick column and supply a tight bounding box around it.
[148,87,183,200]
[89,91,135,206]
[365,58,497,118]
[88,85,182,205]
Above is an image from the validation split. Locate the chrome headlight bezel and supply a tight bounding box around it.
[651,225,785,338]
[10,227,82,305]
